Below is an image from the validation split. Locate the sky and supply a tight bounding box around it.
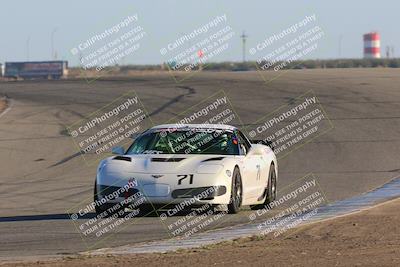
[1,0,399,66]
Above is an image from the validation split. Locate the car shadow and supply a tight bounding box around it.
[0,213,95,222]
[0,208,215,222]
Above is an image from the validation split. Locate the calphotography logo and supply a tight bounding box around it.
[250,14,325,83]
[2,2,400,266]
[246,90,334,159]
[66,90,154,166]
[159,14,236,82]
[70,12,147,82]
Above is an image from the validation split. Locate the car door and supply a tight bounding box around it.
[236,131,265,203]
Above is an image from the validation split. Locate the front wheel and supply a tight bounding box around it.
[94,181,118,216]
[227,168,242,214]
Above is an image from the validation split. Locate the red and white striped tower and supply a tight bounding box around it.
[363,32,381,58]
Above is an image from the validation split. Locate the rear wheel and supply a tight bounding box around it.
[250,164,277,210]
[265,165,277,204]
[228,168,242,214]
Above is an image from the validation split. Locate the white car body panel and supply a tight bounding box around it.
[95,124,278,207]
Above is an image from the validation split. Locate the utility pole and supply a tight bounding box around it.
[26,36,30,61]
[79,51,84,66]
[240,31,248,62]
[338,35,343,58]
[51,28,58,60]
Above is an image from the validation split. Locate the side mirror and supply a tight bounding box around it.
[112,146,125,155]
[248,144,265,156]
[250,139,274,151]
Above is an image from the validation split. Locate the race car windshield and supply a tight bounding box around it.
[125,129,239,155]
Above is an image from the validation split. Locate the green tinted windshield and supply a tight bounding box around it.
[125,129,239,155]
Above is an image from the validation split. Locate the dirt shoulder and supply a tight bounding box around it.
[2,198,400,267]
[0,97,7,114]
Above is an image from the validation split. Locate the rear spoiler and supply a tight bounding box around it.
[250,140,274,151]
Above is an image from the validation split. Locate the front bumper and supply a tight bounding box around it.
[97,184,229,206]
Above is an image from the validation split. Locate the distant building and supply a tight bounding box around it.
[4,61,68,79]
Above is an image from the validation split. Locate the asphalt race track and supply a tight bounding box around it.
[1,69,400,259]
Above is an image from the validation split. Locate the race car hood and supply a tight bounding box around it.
[100,154,233,175]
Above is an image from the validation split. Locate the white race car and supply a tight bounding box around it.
[94,124,277,214]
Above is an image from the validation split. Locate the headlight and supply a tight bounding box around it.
[197,164,223,174]
[97,160,106,173]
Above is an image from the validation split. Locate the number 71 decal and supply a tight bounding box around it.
[177,174,194,185]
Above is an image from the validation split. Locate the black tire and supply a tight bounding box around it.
[228,167,242,214]
[94,181,104,215]
[137,204,157,216]
[94,181,119,216]
[250,164,277,210]
[265,164,277,204]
